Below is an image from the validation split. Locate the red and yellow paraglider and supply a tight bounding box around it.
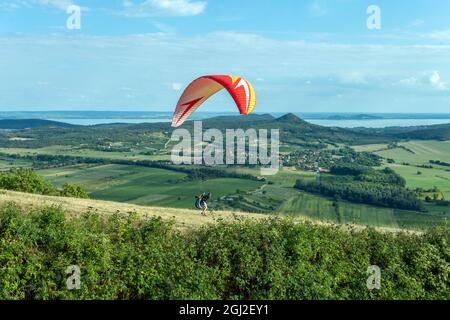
[171,75,256,128]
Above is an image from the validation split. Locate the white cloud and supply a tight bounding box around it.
[396,71,448,91]
[338,72,367,85]
[171,82,183,91]
[0,0,91,12]
[422,29,450,41]
[397,77,419,87]
[1,32,450,112]
[121,0,206,17]
[309,0,328,17]
[36,0,73,11]
[429,71,448,90]
[0,2,20,11]
[410,19,425,27]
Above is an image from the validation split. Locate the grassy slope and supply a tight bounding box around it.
[376,140,450,164]
[0,189,415,234]
[0,189,265,231]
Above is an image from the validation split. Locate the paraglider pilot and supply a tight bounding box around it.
[195,192,211,216]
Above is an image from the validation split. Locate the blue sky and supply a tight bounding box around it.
[1,0,450,113]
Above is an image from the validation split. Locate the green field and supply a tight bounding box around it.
[11,138,450,230]
[386,163,450,199]
[0,146,171,161]
[279,191,448,230]
[230,166,316,187]
[0,156,32,170]
[219,166,449,230]
[375,140,450,165]
[353,143,389,152]
[40,164,263,208]
[44,163,443,230]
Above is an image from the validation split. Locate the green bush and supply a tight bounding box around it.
[0,169,57,195]
[0,169,88,199]
[0,203,448,300]
[60,183,89,199]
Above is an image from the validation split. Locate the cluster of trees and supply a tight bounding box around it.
[1,123,168,151]
[296,164,421,211]
[354,123,450,141]
[283,147,382,170]
[2,153,108,169]
[330,165,406,187]
[94,145,133,153]
[1,203,448,300]
[430,160,450,167]
[334,148,382,167]
[182,167,260,182]
[295,179,422,211]
[0,169,88,199]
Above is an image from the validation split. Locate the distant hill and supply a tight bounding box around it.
[196,112,385,145]
[326,114,383,120]
[353,123,450,141]
[2,113,448,149]
[276,112,310,124]
[201,113,275,124]
[390,123,450,140]
[0,119,77,130]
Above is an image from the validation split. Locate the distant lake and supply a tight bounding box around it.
[2,111,448,128]
[48,117,450,128]
[308,119,450,128]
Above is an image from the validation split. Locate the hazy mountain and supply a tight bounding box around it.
[0,119,77,130]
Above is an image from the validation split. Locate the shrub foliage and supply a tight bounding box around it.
[0,169,88,199]
[0,203,448,300]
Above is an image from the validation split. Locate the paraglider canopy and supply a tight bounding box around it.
[171,75,256,128]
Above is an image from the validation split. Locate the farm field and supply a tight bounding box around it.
[37,162,450,230]
[353,143,389,152]
[279,191,448,230]
[220,166,449,230]
[1,136,447,230]
[230,166,316,187]
[39,164,263,208]
[0,156,32,170]
[0,146,171,161]
[386,163,450,199]
[375,140,450,165]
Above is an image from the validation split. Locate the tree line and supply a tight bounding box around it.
[295,164,422,211]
